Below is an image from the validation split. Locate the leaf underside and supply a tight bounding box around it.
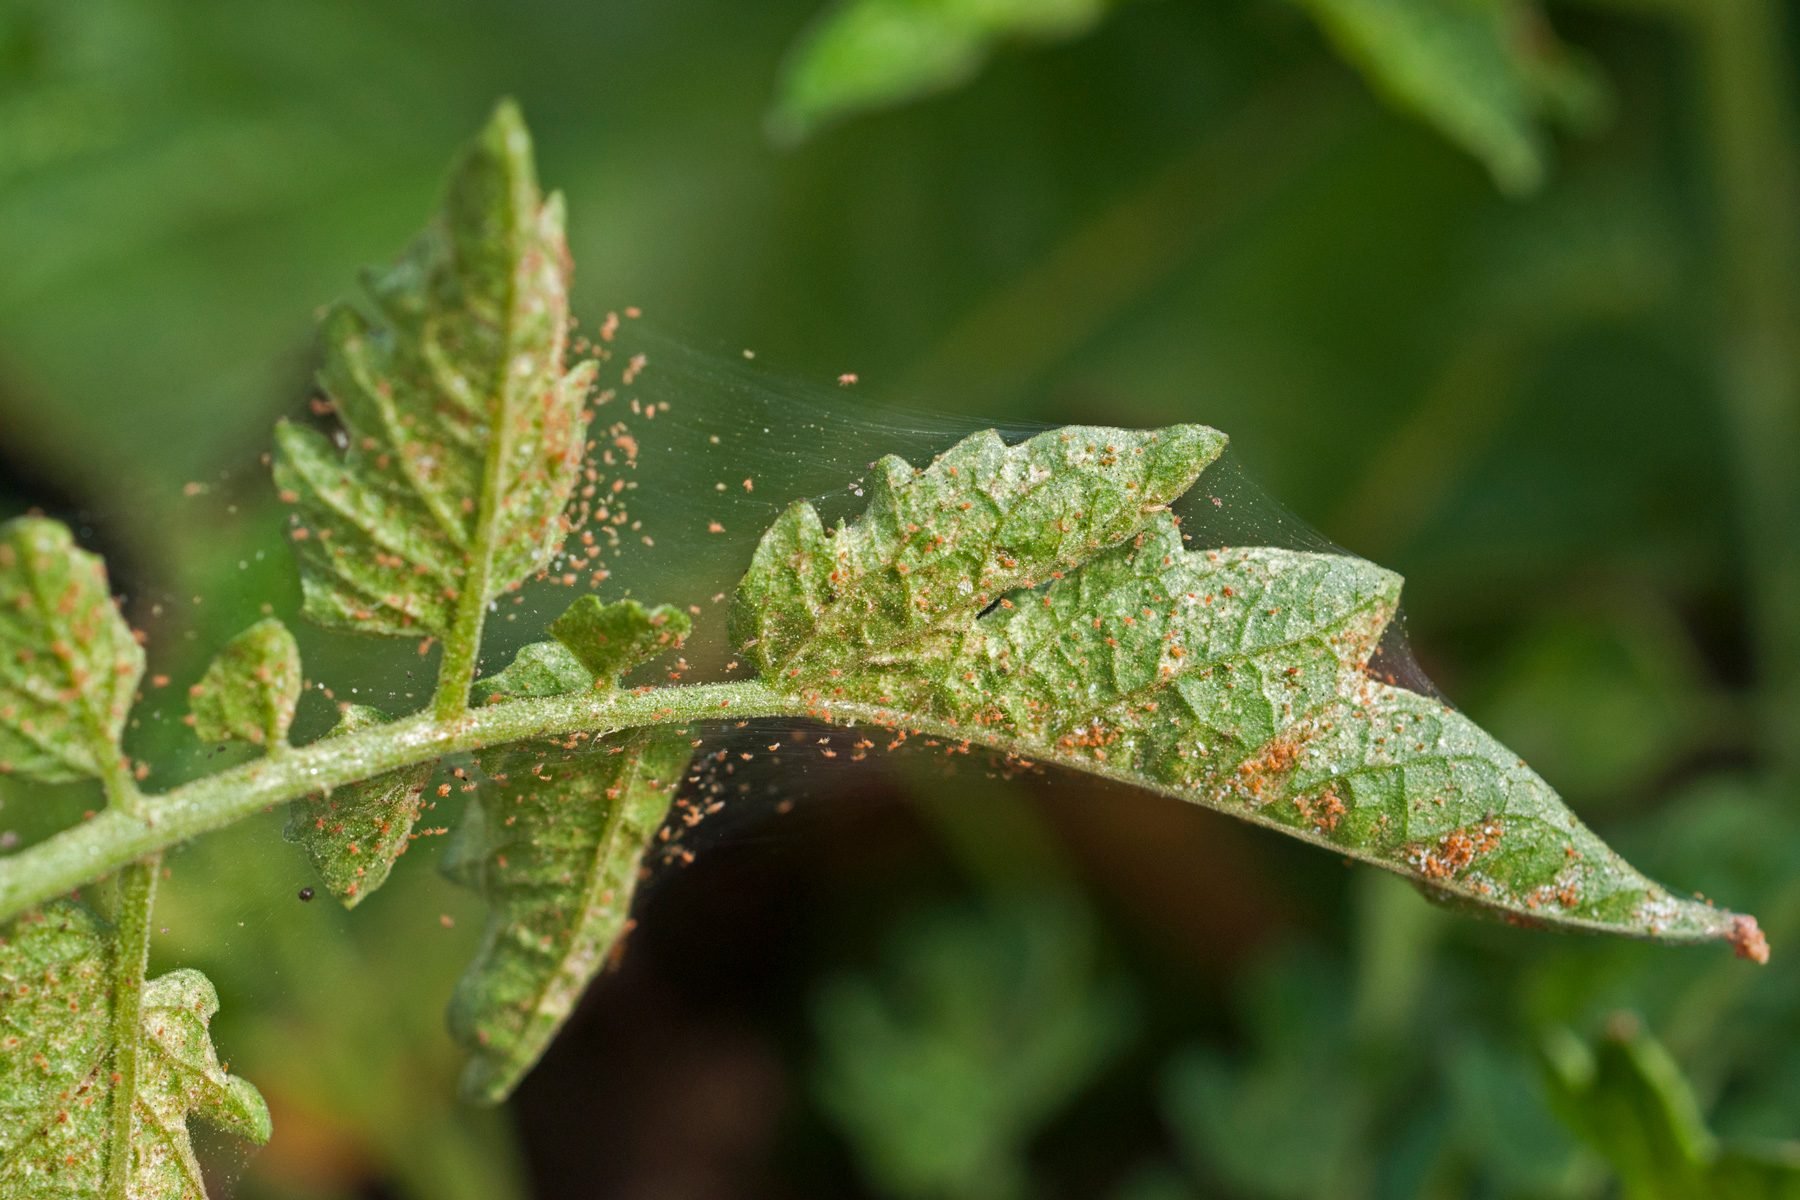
[0,518,142,785]
[287,705,437,907]
[0,903,270,1198]
[444,729,691,1104]
[444,596,696,1103]
[190,617,302,747]
[479,640,593,700]
[272,100,593,638]
[548,594,692,683]
[734,425,1760,954]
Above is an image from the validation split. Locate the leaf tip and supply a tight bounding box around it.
[456,1056,513,1107]
[1,513,67,553]
[1163,422,1229,457]
[483,95,530,150]
[472,96,537,195]
[191,618,301,747]
[1727,913,1770,965]
[230,1075,276,1145]
[1149,422,1228,496]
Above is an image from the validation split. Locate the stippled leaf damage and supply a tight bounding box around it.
[0,903,270,1197]
[733,426,1763,956]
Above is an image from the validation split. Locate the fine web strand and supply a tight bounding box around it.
[0,316,1437,874]
[0,319,1449,1198]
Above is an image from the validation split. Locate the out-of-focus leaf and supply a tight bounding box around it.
[1475,608,1714,805]
[770,0,1604,193]
[813,897,1134,1200]
[770,0,1112,142]
[0,902,270,1197]
[272,100,593,638]
[286,704,436,908]
[1714,1147,1800,1199]
[0,517,141,786]
[546,595,692,684]
[1446,1036,1585,1193]
[734,426,1764,952]
[1543,1018,1800,1200]
[1295,0,1608,194]
[189,616,301,747]
[1110,1164,1202,1200]
[443,729,691,1104]
[1162,954,1369,1199]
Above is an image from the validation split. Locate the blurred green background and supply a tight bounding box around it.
[2,0,1797,1197]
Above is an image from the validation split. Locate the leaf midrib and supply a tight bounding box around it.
[432,176,532,720]
[798,543,1392,747]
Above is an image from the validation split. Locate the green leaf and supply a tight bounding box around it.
[479,640,593,701]
[1295,0,1608,195]
[272,100,593,639]
[444,619,695,1101]
[1543,1019,1800,1200]
[189,617,302,748]
[547,595,693,684]
[770,0,1112,142]
[0,902,270,1197]
[0,518,142,786]
[813,896,1133,1200]
[285,705,436,908]
[734,426,1763,952]
[767,0,1604,194]
[1161,955,1368,1199]
[476,596,694,702]
[444,728,693,1104]
[733,424,1226,679]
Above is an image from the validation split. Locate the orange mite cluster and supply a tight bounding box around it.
[1409,818,1506,881]
[1233,733,1307,804]
[1293,787,1346,834]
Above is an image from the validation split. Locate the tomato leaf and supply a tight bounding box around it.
[547,595,692,684]
[0,903,270,1197]
[1296,0,1607,195]
[478,596,694,701]
[479,641,593,701]
[286,705,436,907]
[272,100,593,638]
[1543,1020,1800,1197]
[733,426,1761,952]
[733,424,1225,679]
[444,595,696,1102]
[0,518,143,786]
[190,618,302,748]
[770,0,1111,142]
[444,730,691,1104]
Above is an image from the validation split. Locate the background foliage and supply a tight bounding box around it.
[1,0,1796,1197]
